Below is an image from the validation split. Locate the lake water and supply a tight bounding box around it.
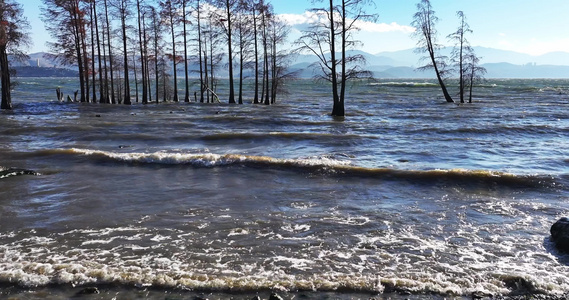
[1,78,569,299]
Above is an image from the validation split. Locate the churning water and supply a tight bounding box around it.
[1,78,569,299]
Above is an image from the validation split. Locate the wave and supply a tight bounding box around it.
[43,148,557,188]
[370,81,438,87]
[0,167,40,179]
[198,132,370,142]
[0,252,562,298]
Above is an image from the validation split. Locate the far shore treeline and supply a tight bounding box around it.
[1,0,486,115]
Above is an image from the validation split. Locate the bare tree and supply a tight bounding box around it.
[216,0,237,104]
[447,11,471,103]
[411,0,453,103]
[195,0,205,102]
[160,0,180,102]
[296,0,376,116]
[91,0,107,104]
[112,0,132,104]
[259,1,271,105]
[42,0,90,103]
[250,0,260,104]
[0,0,30,109]
[235,0,253,104]
[136,0,149,104]
[464,50,486,103]
[103,0,116,104]
[180,0,192,102]
[148,5,164,103]
[268,16,293,104]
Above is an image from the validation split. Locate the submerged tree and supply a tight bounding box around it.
[235,0,253,105]
[464,50,486,103]
[0,0,30,109]
[267,13,293,104]
[42,0,90,103]
[448,11,486,103]
[296,0,377,116]
[112,0,132,104]
[160,0,180,102]
[412,0,454,103]
[179,0,191,102]
[447,11,471,103]
[217,0,237,104]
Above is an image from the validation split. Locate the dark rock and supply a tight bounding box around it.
[502,276,537,294]
[250,296,261,300]
[76,287,99,295]
[0,168,39,178]
[551,217,569,252]
[269,293,284,300]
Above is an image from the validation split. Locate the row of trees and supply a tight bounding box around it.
[412,0,486,104]
[39,0,293,107]
[1,0,487,114]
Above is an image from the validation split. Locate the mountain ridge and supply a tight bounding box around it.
[13,48,569,79]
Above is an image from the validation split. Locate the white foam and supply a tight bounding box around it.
[67,148,353,169]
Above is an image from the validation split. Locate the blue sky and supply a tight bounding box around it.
[22,0,569,56]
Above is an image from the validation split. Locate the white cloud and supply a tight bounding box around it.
[278,11,414,34]
[355,21,415,34]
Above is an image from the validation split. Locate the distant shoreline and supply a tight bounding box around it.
[12,66,78,78]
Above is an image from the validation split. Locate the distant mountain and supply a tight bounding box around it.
[375,47,569,67]
[482,63,569,79]
[15,49,569,79]
[14,66,78,77]
[11,52,68,69]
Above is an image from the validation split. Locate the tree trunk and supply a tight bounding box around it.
[238,22,244,104]
[203,44,209,103]
[262,11,269,105]
[197,0,204,103]
[170,13,178,102]
[90,2,97,103]
[337,0,347,116]
[94,2,106,104]
[142,15,151,103]
[133,53,139,102]
[426,38,453,102]
[102,23,109,103]
[432,58,453,103]
[226,0,235,104]
[122,10,131,105]
[329,0,341,116]
[136,0,147,104]
[0,46,12,109]
[104,0,116,104]
[152,9,159,103]
[459,26,464,103]
[81,7,90,103]
[182,1,190,102]
[468,69,474,103]
[270,26,277,104]
[252,5,259,104]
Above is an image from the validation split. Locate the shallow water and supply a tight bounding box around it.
[1,78,568,299]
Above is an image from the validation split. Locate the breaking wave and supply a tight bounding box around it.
[43,148,557,188]
[0,225,567,297]
[370,81,439,87]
